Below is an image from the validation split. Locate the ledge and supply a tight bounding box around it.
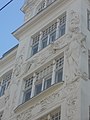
[14,81,64,113]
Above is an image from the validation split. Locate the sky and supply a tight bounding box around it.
[0,0,24,58]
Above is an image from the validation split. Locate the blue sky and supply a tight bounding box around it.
[0,0,24,57]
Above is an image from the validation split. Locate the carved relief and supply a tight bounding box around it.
[65,33,86,82]
[69,10,80,33]
[16,80,80,120]
[13,45,25,77]
[66,94,78,120]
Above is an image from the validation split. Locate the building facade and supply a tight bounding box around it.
[0,0,90,120]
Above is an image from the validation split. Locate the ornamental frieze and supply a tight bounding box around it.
[16,80,80,120]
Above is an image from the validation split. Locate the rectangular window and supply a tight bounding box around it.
[59,14,66,37]
[23,88,32,102]
[42,36,48,49]
[88,50,90,79]
[38,107,61,120]
[0,71,12,97]
[50,30,56,43]
[55,68,63,83]
[55,57,64,83]
[32,35,39,55]
[44,76,52,90]
[35,82,42,95]
[87,10,90,31]
[35,64,53,94]
[32,43,38,55]
[23,77,33,102]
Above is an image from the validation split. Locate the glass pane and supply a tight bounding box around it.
[44,78,51,90]
[42,37,48,49]
[32,43,38,55]
[24,89,31,102]
[55,68,63,83]
[50,31,56,43]
[59,24,65,37]
[1,84,6,96]
[35,83,42,95]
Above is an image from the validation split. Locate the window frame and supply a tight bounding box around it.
[55,57,64,83]
[32,42,39,55]
[43,74,52,90]
[23,77,33,103]
[34,80,42,95]
[41,36,48,49]
[49,30,56,43]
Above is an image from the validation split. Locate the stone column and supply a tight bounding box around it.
[31,73,37,98]
[56,18,60,39]
[51,60,56,85]
[38,31,43,51]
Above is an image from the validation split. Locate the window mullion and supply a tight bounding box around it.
[38,31,43,51]
[51,60,56,85]
[31,73,37,98]
[56,18,60,39]
[42,78,45,91]
[47,34,50,45]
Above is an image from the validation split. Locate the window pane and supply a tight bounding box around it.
[44,78,51,90]
[32,43,38,55]
[55,68,63,83]
[24,89,31,102]
[42,37,48,49]
[60,24,65,37]
[50,31,56,43]
[35,83,42,95]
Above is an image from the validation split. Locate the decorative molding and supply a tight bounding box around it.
[16,80,80,120]
[13,45,26,78]
[69,10,80,34]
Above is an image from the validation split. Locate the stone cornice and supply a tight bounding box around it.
[12,0,68,41]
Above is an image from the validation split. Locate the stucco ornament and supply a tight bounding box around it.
[69,10,80,33]
[16,80,80,120]
[66,94,79,120]
[65,33,87,82]
[13,45,25,77]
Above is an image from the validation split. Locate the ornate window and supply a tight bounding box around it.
[87,10,90,31]
[0,70,12,97]
[55,57,64,83]
[23,77,33,102]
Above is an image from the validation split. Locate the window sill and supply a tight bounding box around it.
[14,81,64,113]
